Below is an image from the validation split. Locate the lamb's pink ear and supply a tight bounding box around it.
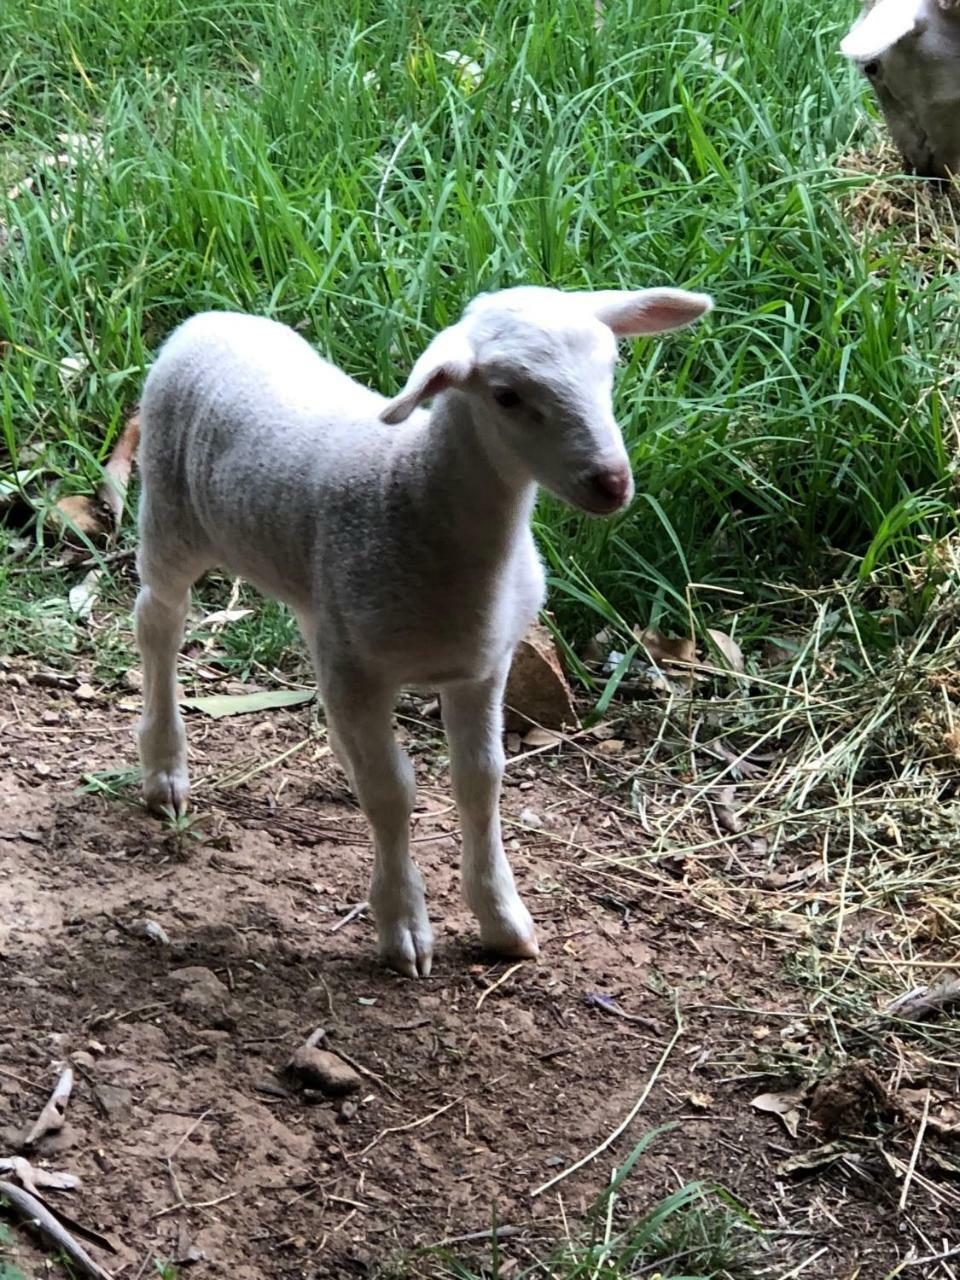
[590,288,713,338]
[380,324,475,424]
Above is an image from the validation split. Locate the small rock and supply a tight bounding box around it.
[286,1046,362,1096]
[504,621,578,732]
[337,1099,359,1123]
[122,667,144,692]
[41,710,61,725]
[169,966,234,1030]
[254,1077,292,1099]
[71,1051,97,1071]
[74,682,96,702]
[94,1083,133,1118]
[519,807,543,829]
[129,918,170,945]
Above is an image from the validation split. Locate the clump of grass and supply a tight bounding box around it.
[422,1129,763,1279]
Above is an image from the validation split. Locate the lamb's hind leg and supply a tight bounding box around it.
[320,667,432,977]
[134,559,204,815]
[441,669,538,958]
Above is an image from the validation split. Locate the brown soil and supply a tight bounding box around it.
[0,672,949,1279]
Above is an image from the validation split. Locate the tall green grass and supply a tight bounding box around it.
[1,0,957,640]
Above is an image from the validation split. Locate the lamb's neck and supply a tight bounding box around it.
[410,392,538,553]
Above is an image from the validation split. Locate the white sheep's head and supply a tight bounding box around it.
[379,286,712,516]
[841,0,960,178]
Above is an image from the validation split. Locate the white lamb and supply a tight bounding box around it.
[841,0,960,178]
[133,284,712,977]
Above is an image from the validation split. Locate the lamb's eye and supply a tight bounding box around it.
[863,59,879,77]
[493,387,522,409]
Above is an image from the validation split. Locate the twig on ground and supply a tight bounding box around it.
[355,1096,462,1159]
[0,1064,50,1096]
[475,962,524,1012]
[0,1178,113,1280]
[433,1224,523,1247]
[149,1190,239,1220]
[329,900,368,933]
[23,1064,73,1148]
[899,1089,931,1212]
[530,996,683,1198]
[894,1242,960,1271]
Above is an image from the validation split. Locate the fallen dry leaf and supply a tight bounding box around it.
[68,568,102,620]
[712,784,742,834]
[636,627,696,667]
[180,689,314,718]
[884,976,960,1021]
[52,494,108,541]
[706,627,744,673]
[504,621,578,732]
[520,726,563,750]
[98,411,140,530]
[751,1089,803,1139]
[777,1141,852,1176]
[197,607,254,628]
[52,412,140,545]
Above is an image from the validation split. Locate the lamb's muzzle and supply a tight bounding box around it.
[133,283,712,977]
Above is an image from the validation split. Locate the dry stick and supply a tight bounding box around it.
[0,1064,50,1097]
[530,997,683,1198]
[355,1096,462,1159]
[771,1247,830,1280]
[0,1179,113,1280]
[433,1225,523,1248]
[23,1064,73,1147]
[329,901,369,933]
[149,1190,238,1221]
[899,1088,932,1213]
[167,1108,212,1161]
[475,962,524,1012]
[895,1244,960,1272]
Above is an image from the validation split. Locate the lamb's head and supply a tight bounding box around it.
[840,0,960,178]
[380,286,712,516]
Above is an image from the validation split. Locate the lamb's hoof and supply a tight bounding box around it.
[478,901,540,960]
[481,926,540,960]
[379,922,434,978]
[142,767,190,818]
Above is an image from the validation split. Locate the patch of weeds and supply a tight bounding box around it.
[79,768,142,801]
[153,1261,179,1280]
[422,1129,764,1279]
[158,808,210,855]
[0,565,79,668]
[212,597,303,680]
[0,1223,29,1280]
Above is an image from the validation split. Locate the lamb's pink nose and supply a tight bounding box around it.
[588,465,632,510]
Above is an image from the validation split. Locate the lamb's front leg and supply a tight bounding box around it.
[442,671,539,959]
[322,671,432,977]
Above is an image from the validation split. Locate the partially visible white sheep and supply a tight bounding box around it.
[841,0,960,178]
[133,284,712,977]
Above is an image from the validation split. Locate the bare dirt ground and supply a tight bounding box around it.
[0,668,955,1279]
